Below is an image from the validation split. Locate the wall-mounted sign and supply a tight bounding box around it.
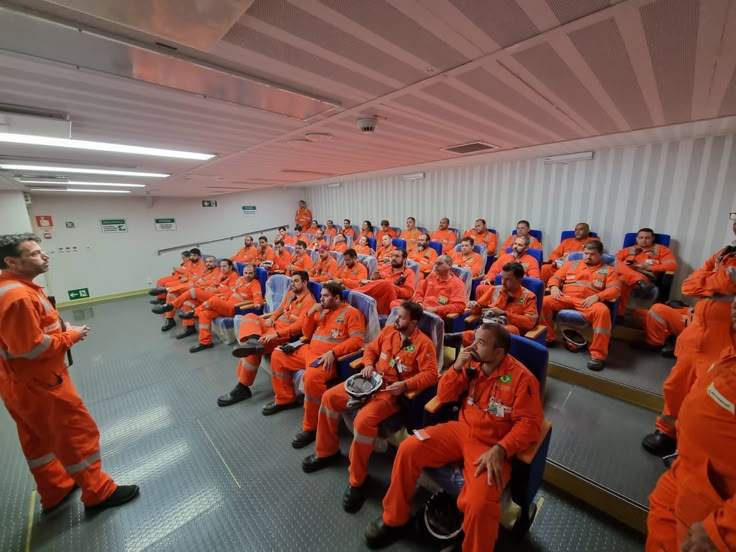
[202,200,218,207]
[68,288,90,300]
[154,218,177,231]
[35,215,54,228]
[100,218,128,233]
[242,205,257,216]
[65,221,75,229]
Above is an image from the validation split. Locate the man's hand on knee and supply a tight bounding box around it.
[473,444,506,488]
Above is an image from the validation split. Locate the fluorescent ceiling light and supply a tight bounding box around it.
[400,172,425,181]
[0,164,169,177]
[19,179,146,188]
[29,188,131,194]
[0,132,214,160]
[542,151,594,164]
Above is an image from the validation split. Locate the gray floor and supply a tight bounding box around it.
[547,338,673,395]
[0,296,644,551]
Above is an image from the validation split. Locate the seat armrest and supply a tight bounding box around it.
[465,314,480,324]
[525,326,546,340]
[424,396,442,414]
[405,390,418,400]
[516,420,552,464]
[338,349,363,362]
[235,301,255,309]
[349,356,364,370]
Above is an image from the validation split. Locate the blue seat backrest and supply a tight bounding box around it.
[567,251,617,266]
[406,259,420,285]
[622,232,671,248]
[428,241,443,257]
[560,230,598,241]
[345,290,380,343]
[310,249,320,264]
[511,228,543,244]
[417,226,429,236]
[386,308,444,367]
[509,333,548,392]
[390,226,401,237]
[392,238,407,250]
[505,247,543,267]
[449,227,460,241]
[284,245,295,255]
[450,266,473,300]
[256,267,268,295]
[358,254,378,277]
[329,251,344,267]
[264,274,291,313]
[493,275,544,315]
[234,261,245,276]
[454,243,485,255]
[367,237,377,250]
[307,281,323,302]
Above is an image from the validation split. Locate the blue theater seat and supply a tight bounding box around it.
[560,230,598,241]
[505,247,543,269]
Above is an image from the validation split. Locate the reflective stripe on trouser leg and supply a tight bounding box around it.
[656,355,697,439]
[646,307,668,346]
[316,386,350,458]
[581,303,611,360]
[198,310,217,344]
[542,296,572,342]
[303,364,337,431]
[348,393,399,487]
[239,314,265,341]
[237,356,261,386]
[270,348,306,404]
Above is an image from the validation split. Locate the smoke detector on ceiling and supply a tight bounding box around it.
[357,116,378,133]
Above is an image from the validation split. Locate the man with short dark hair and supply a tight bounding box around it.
[431,217,457,254]
[540,223,599,284]
[476,235,540,299]
[359,249,416,314]
[376,220,397,242]
[329,248,368,289]
[271,239,292,273]
[254,236,275,267]
[303,301,438,513]
[451,237,483,278]
[464,219,497,256]
[278,226,296,246]
[376,234,396,264]
[501,220,542,251]
[308,229,328,250]
[402,255,466,317]
[400,217,421,253]
[324,220,338,238]
[342,219,356,240]
[231,236,258,264]
[0,233,138,511]
[288,240,314,274]
[295,200,312,229]
[150,250,191,304]
[408,233,437,279]
[364,323,543,551]
[310,245,339,283]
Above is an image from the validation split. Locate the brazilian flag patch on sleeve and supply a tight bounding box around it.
[499,374,513,384]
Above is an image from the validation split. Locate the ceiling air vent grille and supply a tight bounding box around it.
[441,141,499,155]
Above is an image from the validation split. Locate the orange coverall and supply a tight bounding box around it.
[331,241,348,253]
[154,259,207,299]
[359,230,375,239]
[431,229,458,254]
[271,250,292,273]
[615,245,678,312]
[254,246,275,267]
[316,325,438,486]
[342,228,356,241]
[401,272,467,317]
[288,252,314,274]
[295,207,312,229]
[359,264,417,315]
[408,246,437,278]
[462,285,538,346]
[632,304,694,346]
[309,256,339,283]
[354,243,372,256]
[400,229,422,252]
[655,246,736,438]
[324,227,338,238]
[476,252,540,299]
[156,259,192,288]
[381,355,543,552]
[234,289,315,386]
[376,245,396,265]
[165,269,228,320]
[270,304,365,431]
[647,346,736,552]
[231,245,258,264]
[0,273,117,508]
[540,236,601,284]
[194,278,265,344]
[501,234,542,251]
[376,228,398,242]
[309,238,328,250]
[463,229,497,256]
[451,251,483,278]
[335,262,368,290]
[541,260,621,360]
[282,234,296,245]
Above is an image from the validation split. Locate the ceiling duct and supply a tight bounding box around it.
[441,141,499,155]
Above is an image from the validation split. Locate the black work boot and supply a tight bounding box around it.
[161,319,176,332]
[152,303,174,314]
[85,485,139,510]
[364,517,405,549]
[217,384,252,407]
[291,429,317,449]
[302,451,341,473]
[176,326,197,340]
[232,337,265,358]
[343,483,366,513]
[642,430,677,456]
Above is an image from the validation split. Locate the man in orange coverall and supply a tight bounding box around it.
[324,220,338,239]
[631,302,694,358]
[430,217,458,254]
[231,236,258,264]
[310,244,339,282]
[396,255,466,317]
[541,240,621,371]
[270,239,292,273]
[302,301,438,512]
[148,248,206,302]
[642,218,736,456]
[401,217,422,253]
[264,282,366,449]
[476,235,540,299]
[451,237,484,278]
[375,234,397,265]
[0,233,138,511]
[376,220,397,243]
[308,229,328,250]
[408,233,437,279]
[331,233,349,254]
[253,236,275,267]
[327,249,368,289]
[463,219,497,257]
[646,297,736,552]
[150,250,191,304]
[359,249,417,315]
[540,223,599,284]
[615,228,678,314]
[501,220,542,251]
[187,262,265,353]
[287,240,314,274]
[217,271,315,407]
[295,199,312,229]
[364,323,543,551]
[448,262,539,348]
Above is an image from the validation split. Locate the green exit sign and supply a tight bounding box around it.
[201,200,218,207]
[68,288,90,300]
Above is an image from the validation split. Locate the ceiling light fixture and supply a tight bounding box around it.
[19,179,146,188]
[29,188,131,194]
[0,132,214,160]
[542,151,594,165]
[400,172,425,181]
[0,164,169,177]
[304,133,333,143]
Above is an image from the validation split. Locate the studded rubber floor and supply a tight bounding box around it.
[0,296,644,551]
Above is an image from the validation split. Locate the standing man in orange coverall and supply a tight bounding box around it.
[0,233,138,511]
[302,301,438,513]
[646,298,736,552]
[463,219,497,257]
[632,302,694,358]
[615,228,678,314]
[540,223,599,284]
[642,217,736,456]
[397,255,466,316]
[430,217,458,254]
[408,233,438,279]
[541,240,621,371]
[217,271,315,407]
[364,323,543,551]
[263,282,366,449]
[295,199,312,229]
[359,249,416,314]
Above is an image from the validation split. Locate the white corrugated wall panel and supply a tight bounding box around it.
[306,134,736,298]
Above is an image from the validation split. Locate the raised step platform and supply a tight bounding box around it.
[542,378,665,533]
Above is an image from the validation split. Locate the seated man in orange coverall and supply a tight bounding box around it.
[364,323,543,551]
[263,282,366,449]
[148,248,206,302]
[354,236,373,256]
[451,237,484,278]
[615,228,678,314]
[331,233,349,254]
[309,244,339,283]
[342,219,357,241]
[231,236,258,264]
[358,249,416,315]
[395,255,466,317]
[401,217,422,253]
[186,262,265,353]
[327,248,368,290]
[254,236,275,267]
[631,302,694,358]
[647,298,736,552]
[430,217,458,254]
[302,301,438,513]
[642,218,736,456]
[375,234,396,265]
[476,235,540,300]
[217,271,315,407]
[541,240,621,372]
[270,239,293,274]
[287,240,314,274]
[408,233,437,279]
[324,220,338,239]
[464,219,497,257]
[446,262,538,348]
[150,250,191,304]
[0,233,138,511]
[540,223,599,284]
[308,229,328,250]
[376,220,397,243]
[501,220,542,251]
